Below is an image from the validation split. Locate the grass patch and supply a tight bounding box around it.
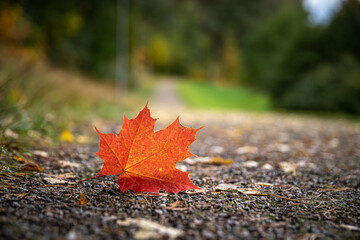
[0,52,151,154]
[178,80,271,111]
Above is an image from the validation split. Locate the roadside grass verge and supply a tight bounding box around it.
[0,53,150,168]
[178,79,360,123]
[178,80,271,111]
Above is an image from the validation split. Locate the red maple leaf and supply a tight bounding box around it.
[80,104,202,193]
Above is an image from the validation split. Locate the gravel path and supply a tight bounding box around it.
[151,79,185,110]
[1,82,360,239]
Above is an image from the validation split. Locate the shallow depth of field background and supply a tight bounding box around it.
[1,0,360,144]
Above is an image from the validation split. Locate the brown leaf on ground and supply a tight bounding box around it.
[75,193,87,206]
[3,192,29,200]
[214,184,264,195]
[20,162,44,172]
[46,173,76,179]
[339,224,360,231]
[255,182,274,187]
[182,188,207,194]
[57,160,81,168]
[117,218,184,239]
[165,201,189,211]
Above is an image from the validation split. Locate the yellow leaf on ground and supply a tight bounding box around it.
[13,155,27,164]
[185,157,233,165]
[208,157,233,165]
[59,130,74,142]
[75,193,87,206]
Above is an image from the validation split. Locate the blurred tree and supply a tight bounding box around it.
[0,3,26,43]
[244,1,310,91]
[244,0,360,113]
[1,0,283,81]
[1,0,118,78]
[149,34,171,73]
[220,33,242,83]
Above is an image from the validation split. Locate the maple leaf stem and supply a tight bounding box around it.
[77,174,106,183]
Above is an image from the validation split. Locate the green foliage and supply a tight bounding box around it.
[244,0,360,114]
[3,0,359,114]
[282,55,360,113]
[244,1,309,91]
[179,80,270,111]
[149,34,171,72]
[0,0,117,78]
[1,0,280,80]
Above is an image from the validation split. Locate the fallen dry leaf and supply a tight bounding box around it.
[3,192,29,200]
[165,201,189,211]
[182,188,207,194]
[208,157,233,165]
[46,173,76,179]
[339,224,360,231]
[20,162,44,172]
[4,129,19,139]
[169,200,182,208]
[255,182,274,187]
[57,160,81,168]
[279,162,298,173]
[184,156,233,165]
[209,146,224,154]
[214,184,264,195]
[183,157,210,165]
[117,218,183,239]
[13,155,27,164]
[261,163,274,170]
[298,160,316,169]
[33,150,49,158]
[242,160,259,168]
[59,130,74,142]
[276,144,291,153]
[293,150,309,158]
[80,104,202,193]
[43,176,75,185]
[214,183,238,191]
[235,146,258,154]
[75,193,87,206]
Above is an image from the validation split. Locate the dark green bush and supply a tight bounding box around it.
[244,0,360,114]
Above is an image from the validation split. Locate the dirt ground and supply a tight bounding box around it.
[1,107,360,240]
